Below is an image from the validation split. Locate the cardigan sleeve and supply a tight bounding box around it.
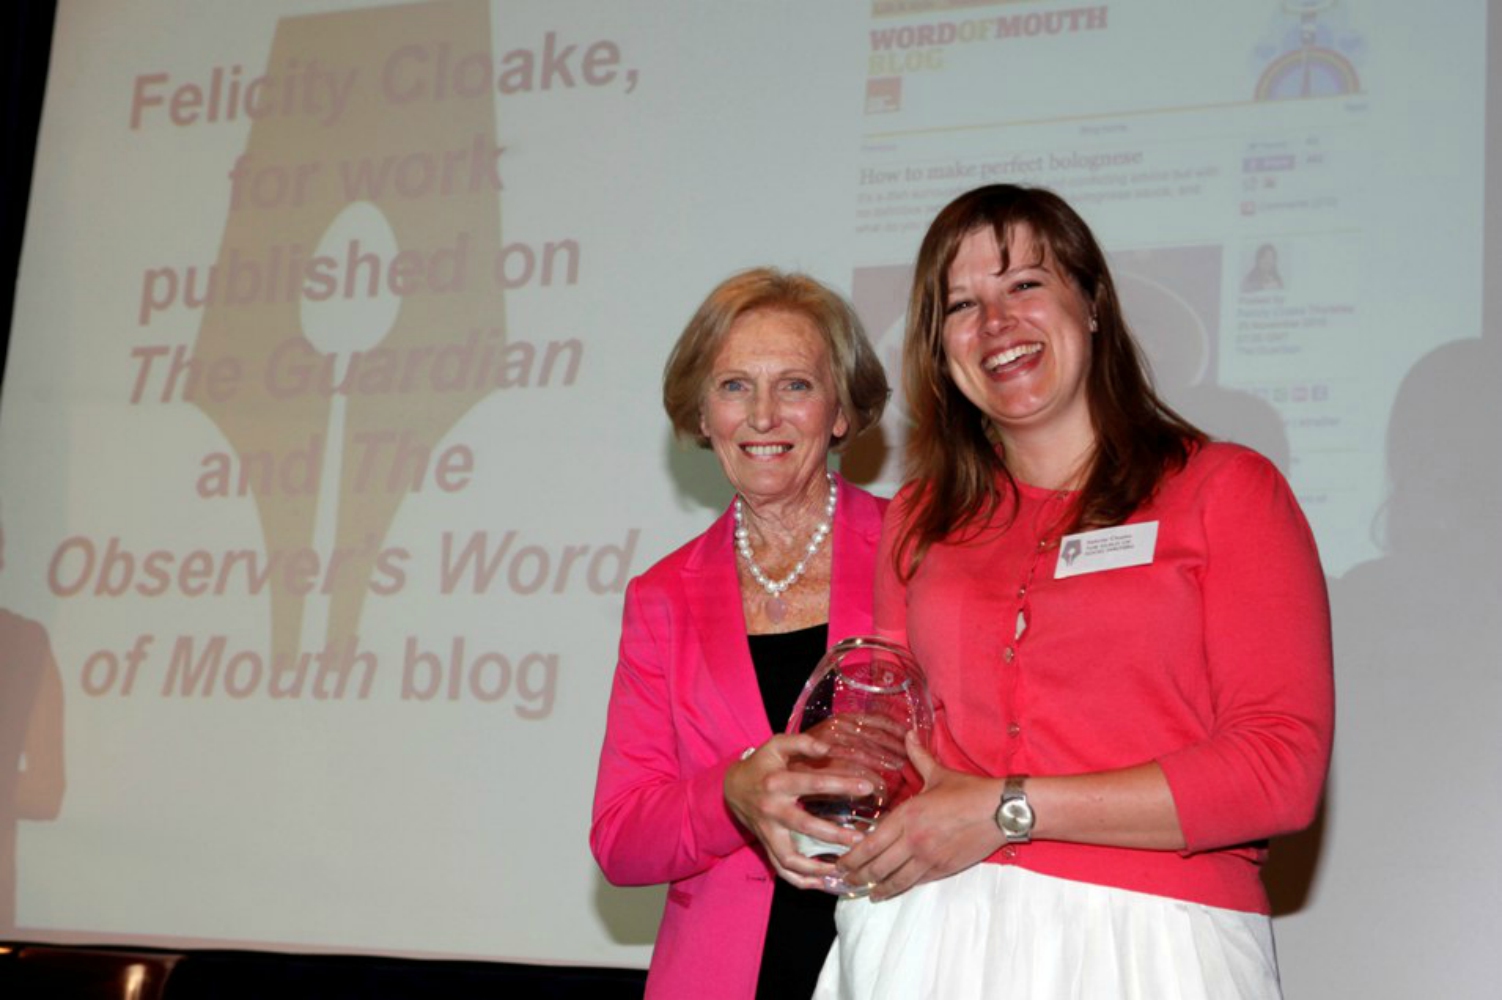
[1156,449,1335,852]
[589,576,755,886]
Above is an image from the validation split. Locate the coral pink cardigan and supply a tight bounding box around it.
[876,443,1334,913]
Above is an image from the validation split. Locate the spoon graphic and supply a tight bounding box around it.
[297,200,402,658]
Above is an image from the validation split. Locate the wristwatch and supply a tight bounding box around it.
[994,775,1034,843]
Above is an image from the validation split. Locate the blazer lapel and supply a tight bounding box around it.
[682,506,770,747]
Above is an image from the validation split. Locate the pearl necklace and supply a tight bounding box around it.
[734,473,838,624]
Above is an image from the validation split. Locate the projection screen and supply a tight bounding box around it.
[2,1,1497,997]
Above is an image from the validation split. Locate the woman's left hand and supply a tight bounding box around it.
[833,732,1006,901]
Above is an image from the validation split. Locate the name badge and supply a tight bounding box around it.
[1054,521,1158,579]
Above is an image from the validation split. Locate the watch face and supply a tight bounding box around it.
[999,799,1033,835]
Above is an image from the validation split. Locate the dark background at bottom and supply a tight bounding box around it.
[0,942,647,999]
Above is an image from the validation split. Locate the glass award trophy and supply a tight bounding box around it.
[784,635,933,895]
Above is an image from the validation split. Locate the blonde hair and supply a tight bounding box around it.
[662,268,888,450]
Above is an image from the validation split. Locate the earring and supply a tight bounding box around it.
[1089,315,1098,333]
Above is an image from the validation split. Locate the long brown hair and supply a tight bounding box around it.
[897,185,1203,577]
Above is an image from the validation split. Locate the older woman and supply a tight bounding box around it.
[591,269,890,999]
[815,186,1334,998]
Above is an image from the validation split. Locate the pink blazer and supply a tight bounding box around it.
[591,477,887,1000]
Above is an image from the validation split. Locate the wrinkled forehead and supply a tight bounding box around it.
[712,307,832,368]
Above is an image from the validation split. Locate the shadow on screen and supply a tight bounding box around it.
[1,516,66,936]
[1314,338,1502,974]
[591,874,666,947]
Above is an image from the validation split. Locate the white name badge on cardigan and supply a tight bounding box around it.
[1054,521,1158,579]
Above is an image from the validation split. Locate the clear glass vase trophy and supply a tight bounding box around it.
[784,635,933,896]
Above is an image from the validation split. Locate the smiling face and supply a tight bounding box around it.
[941,225,1096,461]
[699,309,849,510]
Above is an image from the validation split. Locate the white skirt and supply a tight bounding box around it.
[813,865,1281,1000]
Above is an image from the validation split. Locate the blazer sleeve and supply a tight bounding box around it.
[590,575,755,886]
[1156,450,1336,851]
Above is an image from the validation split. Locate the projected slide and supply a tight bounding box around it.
[0,2,1495,996]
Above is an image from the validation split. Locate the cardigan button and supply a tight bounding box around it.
[1002,646,1015,663]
